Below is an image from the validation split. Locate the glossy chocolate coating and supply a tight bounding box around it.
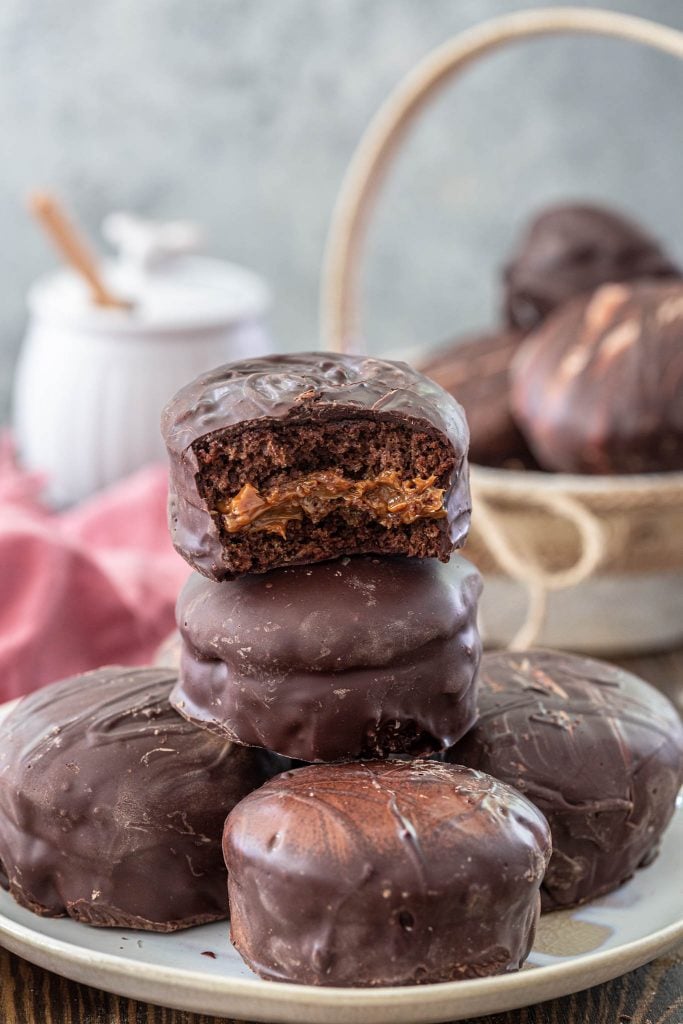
[0,667,278,931]
[161,353,470,579]
[420,329,534,467]
[223,759,551,986]
[448,650,683,911]
[172,554,482,762]
[511,281,683,473]
[504,203,679,330]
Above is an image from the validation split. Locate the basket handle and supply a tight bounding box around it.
[320,6,683,352]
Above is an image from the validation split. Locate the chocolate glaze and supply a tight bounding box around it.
[419,329,535,467]
[161,353,470,579]
[172,554,482,762]
[448,650,683,911]
[511,281,683,473]
[0,667,278,931]
[504,203,679,330]
[223,759,551,986]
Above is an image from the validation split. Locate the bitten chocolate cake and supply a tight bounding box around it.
[223,760,551,986]
[161,353,471,580]
[504,203,679,330]
[0,667,278,932]
[448,650,683,912]
[510,281,683,474]
[419,329,533,467]
[172,554,482,762]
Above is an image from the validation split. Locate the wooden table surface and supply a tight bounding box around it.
[2,649,682,1024]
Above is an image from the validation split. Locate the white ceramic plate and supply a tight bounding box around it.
[1,698,681,1023]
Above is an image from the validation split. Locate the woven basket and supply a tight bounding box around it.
[320,7,683,654]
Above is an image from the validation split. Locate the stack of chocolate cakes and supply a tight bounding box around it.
[162,353,481,764]
[160,352,553,983]
[0,351,681,990]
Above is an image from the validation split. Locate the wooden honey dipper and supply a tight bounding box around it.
[28,190,130,309]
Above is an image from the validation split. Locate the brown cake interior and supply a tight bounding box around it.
[193,416,456,575]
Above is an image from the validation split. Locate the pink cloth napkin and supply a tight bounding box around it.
[0,437,189,703]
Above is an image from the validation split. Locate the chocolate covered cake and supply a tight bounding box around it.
[510,281,683,474]
[0,667,278,931]
[448,650,683,911]
[419,329,533,467]
[223,760,551,986]
[161,353,471,580]
[172,554,482,762]
[504,202,679,330]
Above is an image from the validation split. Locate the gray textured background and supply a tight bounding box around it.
[1,0,683,418]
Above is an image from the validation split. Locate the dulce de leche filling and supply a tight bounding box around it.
[216,470,446,538]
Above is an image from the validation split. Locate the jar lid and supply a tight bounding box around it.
[27,214,271,334]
